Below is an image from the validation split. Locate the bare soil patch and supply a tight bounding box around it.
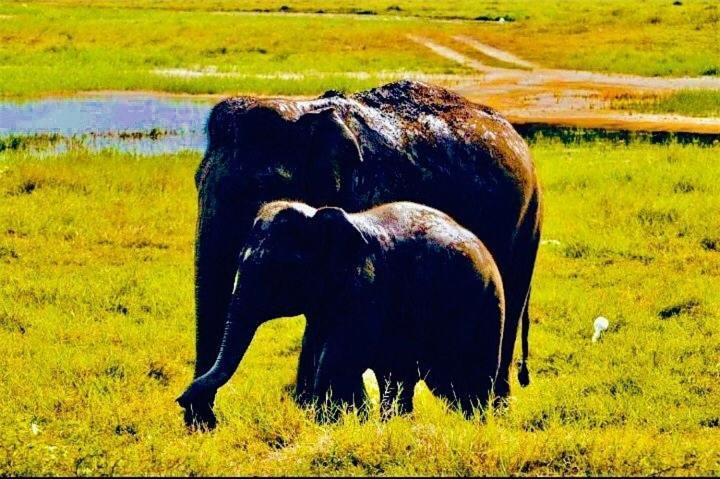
[408,35,720,133]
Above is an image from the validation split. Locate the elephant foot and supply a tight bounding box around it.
[177,383,218,431]
[517,360,531,387]
[492,373,511,401]
[291,384,317,409]
[490,388,517,414]
[182,404,217,432]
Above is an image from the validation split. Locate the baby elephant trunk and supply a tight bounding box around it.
[196,295,258,390]
[177,295,258,427]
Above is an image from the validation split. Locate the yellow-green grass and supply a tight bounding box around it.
[612,89,720,118]
[1,139,719,475]
[0,4,468,99]
[1,0,719,98]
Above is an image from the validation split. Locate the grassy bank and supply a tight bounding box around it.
[1,139,718,475]
[612,90,720,118]
[1,0,719,98]
[0,4,464,98]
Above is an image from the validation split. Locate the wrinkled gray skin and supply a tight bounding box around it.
[179,201,505,427]
[190,80,541,427]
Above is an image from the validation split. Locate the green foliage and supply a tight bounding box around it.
[0,139,718,475]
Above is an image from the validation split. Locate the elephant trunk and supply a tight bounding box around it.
[189,294,259,392]
[179,278,259,429]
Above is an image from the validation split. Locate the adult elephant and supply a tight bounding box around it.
[192,80,541,421]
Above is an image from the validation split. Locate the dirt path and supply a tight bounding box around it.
[504,110,720,134]
[452,35,537,69]
[404,35,496,73]
[407,35,720,133]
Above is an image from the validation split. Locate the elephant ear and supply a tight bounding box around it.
[297,107,364,204]
[313,207,369,268]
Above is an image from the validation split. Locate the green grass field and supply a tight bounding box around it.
[1,0,719,98]
[1,139,718,475]
[613,90,720,118]
[1,0,719,474]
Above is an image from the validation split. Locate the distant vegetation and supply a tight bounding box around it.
[612,90,720,118]
[0,0,718,98]
[1,139,718,475]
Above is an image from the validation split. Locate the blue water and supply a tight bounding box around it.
[0,94,215,154]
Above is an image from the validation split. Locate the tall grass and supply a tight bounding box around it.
[0,139,718,475]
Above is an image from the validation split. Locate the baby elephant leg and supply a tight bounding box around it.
[315,373,368,423]
[294,318,323,407]
[426,365,494,418]
[427,380,479,418]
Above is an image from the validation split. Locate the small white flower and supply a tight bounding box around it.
[31,423,41,435]
[592,316,609,342]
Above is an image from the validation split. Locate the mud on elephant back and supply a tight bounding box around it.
[187,80,542,427]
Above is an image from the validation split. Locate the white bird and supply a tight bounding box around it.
[592,316,609,342]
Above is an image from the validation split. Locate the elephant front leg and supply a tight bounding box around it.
[294,317,323,407]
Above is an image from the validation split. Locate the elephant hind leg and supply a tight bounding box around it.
[425,361,494,418]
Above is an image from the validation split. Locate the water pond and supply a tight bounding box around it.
[0,94,214,154]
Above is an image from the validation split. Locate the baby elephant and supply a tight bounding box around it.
[178,201,504,428]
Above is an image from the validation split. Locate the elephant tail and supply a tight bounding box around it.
[517,287,531,387]
[516,186,541,389]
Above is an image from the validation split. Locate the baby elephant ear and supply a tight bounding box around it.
[313,207,368,258]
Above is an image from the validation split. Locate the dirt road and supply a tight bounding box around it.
[408,36,720,133]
